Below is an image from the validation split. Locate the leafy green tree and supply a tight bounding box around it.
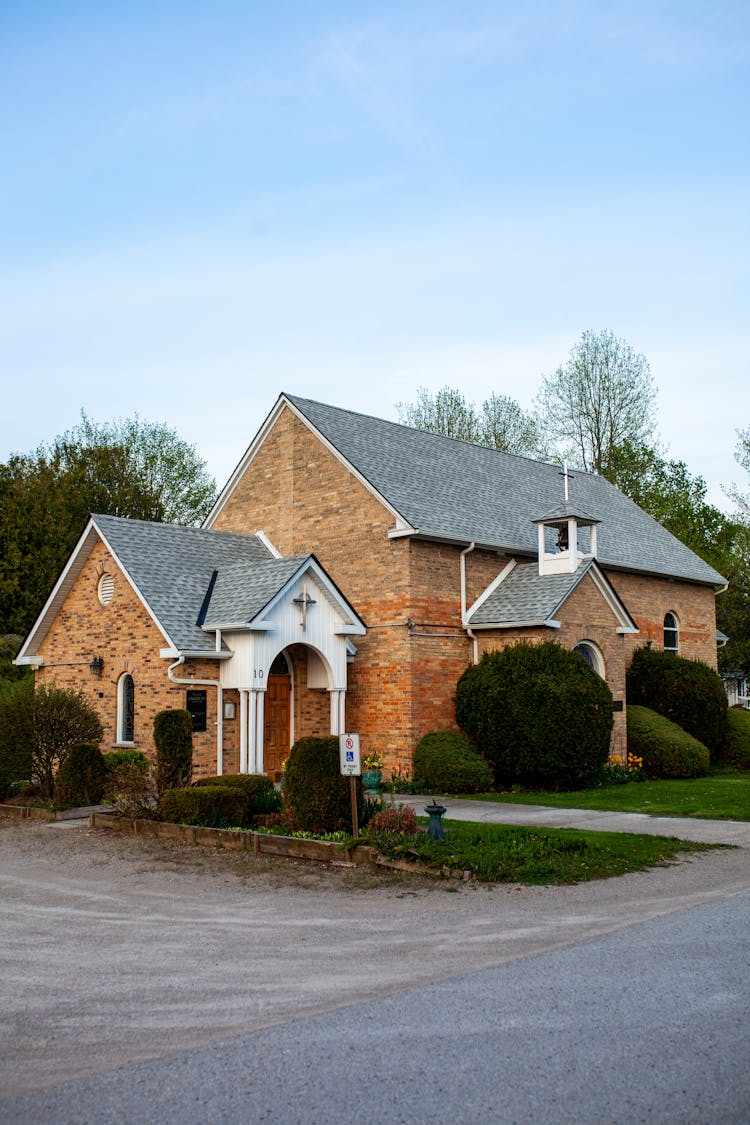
[0,413,216,636]
[396,386,543,455]
[535,329,658,476]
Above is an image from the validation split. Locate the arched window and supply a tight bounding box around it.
[573,641,605,678]
[663,612,679,653]
[117,674,135,743]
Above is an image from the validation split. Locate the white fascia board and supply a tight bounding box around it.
[16,520,99,660]
[387,526,418,539]
[465,559,517,624]
[15,655,44,667]
[588,564,638,632]
[255,529,282,559]
[203,394,411,533]
[160,647,233,660]
[94,522,176,650]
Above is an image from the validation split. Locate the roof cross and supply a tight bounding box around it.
[559,460,574,502]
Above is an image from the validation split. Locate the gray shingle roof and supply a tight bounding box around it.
[92,514,287,652]
[285,395,725,587]
[202,556,309,627]
[469,561,593,626]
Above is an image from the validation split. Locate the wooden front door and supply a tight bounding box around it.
[263,675,291,776]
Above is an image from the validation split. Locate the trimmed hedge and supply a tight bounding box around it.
[54,742,108,807]
[626,705,710,779]
[412,731,492,794]
[154,709,193,795]
[193,773,282,816]
[626,646,728,760]
[455,642,613,788]
[103,749,150,775]
[283,735,363,833]
[723,708,750,771]
[161,785,251,828]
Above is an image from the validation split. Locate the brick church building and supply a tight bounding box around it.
[17,393,726,778]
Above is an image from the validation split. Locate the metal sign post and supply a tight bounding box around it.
[339,733,361,839]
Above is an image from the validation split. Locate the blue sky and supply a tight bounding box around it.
[1,0,748,511]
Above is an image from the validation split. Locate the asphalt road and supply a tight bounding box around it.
[1,812,748,1124]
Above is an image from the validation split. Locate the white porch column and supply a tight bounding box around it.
[255,690,265,775]
[248,690,258,774]
[239,690,249,774]
[329,689,346,735]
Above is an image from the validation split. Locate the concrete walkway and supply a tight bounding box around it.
[393,793,750,846]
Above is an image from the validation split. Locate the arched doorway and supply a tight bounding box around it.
[263,652,291,777]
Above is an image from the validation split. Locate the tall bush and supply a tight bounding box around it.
[455,642,613,788]
[626,646,728,759]
[54,742,108,807]
[153,709,193,795]
[0,677,34,800]
[32,683,103,799]
[283,735,362,833]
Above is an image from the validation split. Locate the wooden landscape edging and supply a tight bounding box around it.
[90,811,381,867]
[0,802,112,823]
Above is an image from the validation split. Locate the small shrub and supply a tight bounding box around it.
[456,642,613,788]
[366,805,418,837]
[412,731,493,794]
[722,708,750,770]
[104,757,157,819]
[153,709,193,795]
[626,646,728,760]
[54,742,108,807]
[103,749,150,775]
[161,785,250,828]
[627,705,710,779]
[193,774,282,817]
[283,735,363,834]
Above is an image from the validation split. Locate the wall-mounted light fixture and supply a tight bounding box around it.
[89,656,104,677]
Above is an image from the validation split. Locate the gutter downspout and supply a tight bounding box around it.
[460,542,479,665]
[167,652,224,776]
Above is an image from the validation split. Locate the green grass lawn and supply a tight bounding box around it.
[466,770,750,821]
[381,820,716,883]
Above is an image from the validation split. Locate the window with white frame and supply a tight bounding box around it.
[573,641,605,678]
[663,612,679,653]
[117,673,135,743]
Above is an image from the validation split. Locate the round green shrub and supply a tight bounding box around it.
[627,705,710,779]
[103,749,150,775]
[412,731,492,793]
[722,708,750,770]
[54,742,107,807]
[455,642,614,788]
[153,709,193,795]
[283,735,363,834]
[626,646,728,760]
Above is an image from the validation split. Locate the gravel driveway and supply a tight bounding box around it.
[2,813,748,1105]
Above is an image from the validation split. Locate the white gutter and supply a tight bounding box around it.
[460,542,479,664]
[167,654,225,776]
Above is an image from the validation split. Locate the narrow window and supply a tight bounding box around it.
[663,612,679,653]
[117,674,135,743]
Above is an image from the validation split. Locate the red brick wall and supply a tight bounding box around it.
[606,570,718,668]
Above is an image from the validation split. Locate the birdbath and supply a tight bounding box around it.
[424,800,447,841]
